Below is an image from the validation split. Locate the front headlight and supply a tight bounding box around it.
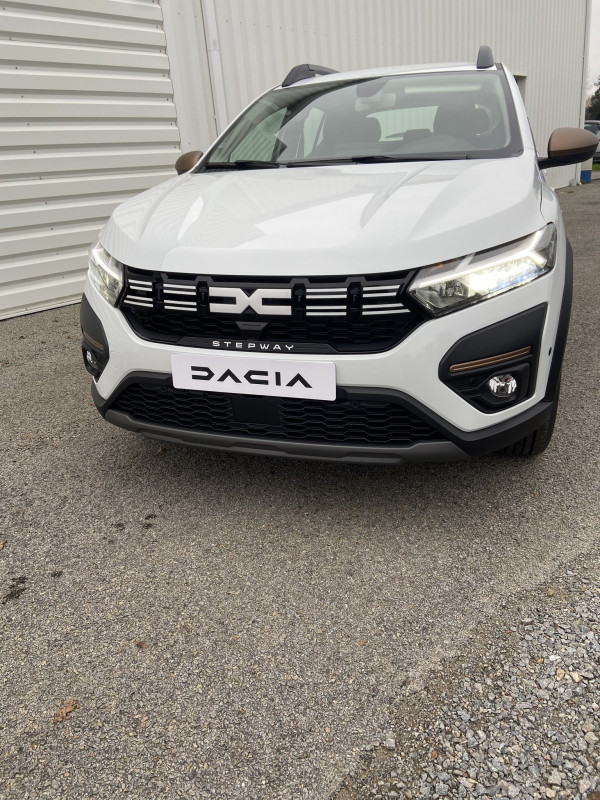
[408,223,557,315]
[88,241,123,306]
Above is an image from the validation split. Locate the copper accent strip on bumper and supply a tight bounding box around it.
[449,346,532,374]
[82,331,105,352]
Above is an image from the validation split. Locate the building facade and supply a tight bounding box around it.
[0,0,591,319]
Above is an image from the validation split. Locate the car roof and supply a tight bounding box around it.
[278,62,500,89]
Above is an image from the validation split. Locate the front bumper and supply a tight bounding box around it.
[91,372,556,463]
[81,237,571,462]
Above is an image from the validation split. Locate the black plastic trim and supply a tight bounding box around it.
[494,64,524,157]
[92,372,556,459]
[439,304,547,412]
[440,305,547,375]
[80,293,109,375]
[104,409,465,464]
[281,64,338,87]
[544,237,573,401]
[476,45,494,69]
[81,294,108,352]
[539,151,599,170]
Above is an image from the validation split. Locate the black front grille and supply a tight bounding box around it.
[122,307,418,351]
[111,382,444,447]
[119,267,425,354]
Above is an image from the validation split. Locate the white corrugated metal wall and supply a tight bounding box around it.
[0,0,183,319]
[0,0,590,319]
[192,0,589,190]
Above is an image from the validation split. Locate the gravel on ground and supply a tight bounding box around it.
[334,552,600,800]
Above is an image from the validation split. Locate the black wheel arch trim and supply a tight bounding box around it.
[544,237,572,402]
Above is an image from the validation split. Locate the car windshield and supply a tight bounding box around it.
[204,70,522,168]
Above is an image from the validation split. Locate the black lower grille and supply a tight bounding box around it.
[111,382,444,447]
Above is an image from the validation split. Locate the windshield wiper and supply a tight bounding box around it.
[285,158,356,167]
[204,154,475,172]
[203,160,281,170]
[285,154,474,167]
[351,154,474,163]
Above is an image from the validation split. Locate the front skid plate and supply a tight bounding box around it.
[105,409,468,464]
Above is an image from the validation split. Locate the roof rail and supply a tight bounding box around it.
[476,45,495,69]
[281,63,338,87]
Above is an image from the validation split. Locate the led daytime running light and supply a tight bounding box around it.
[408,224,556,315]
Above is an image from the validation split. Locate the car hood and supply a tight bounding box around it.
[102,155,546,277]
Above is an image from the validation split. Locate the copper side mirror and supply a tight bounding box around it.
[175,150,204,174]
[538,128,598,169]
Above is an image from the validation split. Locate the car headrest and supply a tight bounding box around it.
[323,114,381,145]
[434,103,489,139]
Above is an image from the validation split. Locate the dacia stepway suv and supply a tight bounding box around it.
[81,47,597,463]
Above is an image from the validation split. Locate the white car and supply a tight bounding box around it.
[81,47,597,463]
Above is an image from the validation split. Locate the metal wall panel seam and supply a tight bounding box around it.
[0,99,179,119]
[0,172,175,204]
[200,0,230,133]
[0,126,180,148]
[5,0,164,22]
[580,0,592,126]
[0,40,171,70]
[0,10,167,49]
[161,0,217,150]
[0,71,175,94]
[0,150,181,177]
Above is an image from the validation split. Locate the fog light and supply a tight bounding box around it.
[83,348,102,377]
[85,349,99,369]
[488,373,517,397]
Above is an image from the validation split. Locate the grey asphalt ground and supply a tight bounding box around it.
[1,181,599,800]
